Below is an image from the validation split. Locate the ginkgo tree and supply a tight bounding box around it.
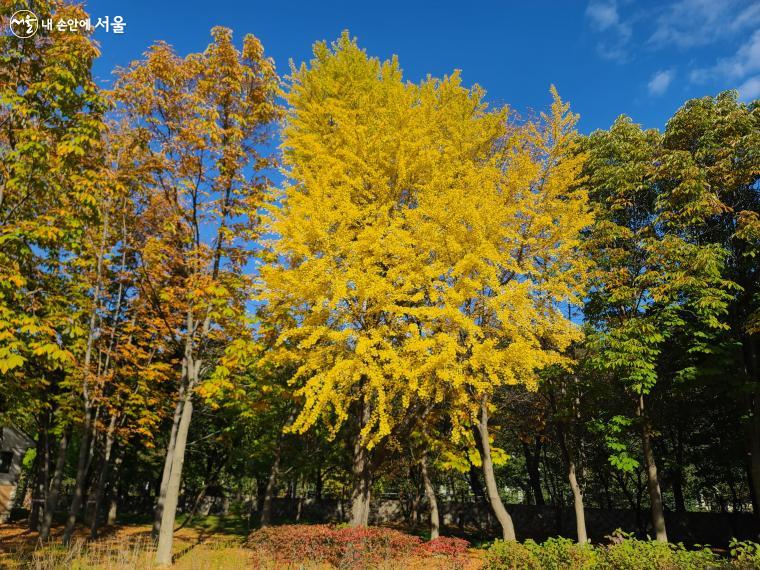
[261,32,592,538]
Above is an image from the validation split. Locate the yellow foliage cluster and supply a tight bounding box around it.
[261,33,591,448]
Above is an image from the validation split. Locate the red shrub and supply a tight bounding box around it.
[246,524,425,569]
[419,536,471,558]
[247,524,336,564]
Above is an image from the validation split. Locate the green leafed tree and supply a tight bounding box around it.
[582,112,736,541]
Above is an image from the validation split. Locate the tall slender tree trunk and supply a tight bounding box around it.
[420,450,439,540]
[315,464,323,501]
[672,430,686,513]
[155,346,198,566]
[260,411,294,526]
[260,438,282,527]
[89,414,118,538]
[746,462,758,516]
[638,395,667,542]
[61,206,110,545]
[567,460,587,544]
[27,455,41,531]
[473,396,516,541]
[409,472,422,526]
[28,418,49,532]
[84,406,100,481]
[522,439,545,506]
[154,165,242,564]
[107,448,125,526]
[550,373,588,543]
[557,422,587,543]
[62,410,93,544]
[152,381,186,538]
[39,428,70,541]
[349,395,372,527]
[87,214,128,538]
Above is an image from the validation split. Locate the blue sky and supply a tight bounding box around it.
[85,0,759,134]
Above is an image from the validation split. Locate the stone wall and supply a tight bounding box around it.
[252,497,760,547]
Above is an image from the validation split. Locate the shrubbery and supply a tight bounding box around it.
[729,539,760,569]
[420,536,471,568]
[483,534,760,570]
[420,536,471,558]
[246,524,470,569]
[245,525,760,570]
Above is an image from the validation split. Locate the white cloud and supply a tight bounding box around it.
[585,1,633,61]
[586,1,621,30]
[648,70,674,95]
[738,76,760,101]
[720,30,760,79]
[732,2,760,30]
[690,30,760,84]
[584,0,760,92]
[648,0,760,49]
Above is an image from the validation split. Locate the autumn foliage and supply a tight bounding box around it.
[246,524,470,568]
[1,0,759,564]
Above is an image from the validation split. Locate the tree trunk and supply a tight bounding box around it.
[420,450,439,540]
[557,423,587,543]
[28,421,48,532]
[89,414,118,538]
[568,460,587,543]
[61,410,94,544]
[601,472,612,510]
[260,411,294,526]
[315,465,323,501]
[635,471,645,535]
[107,449,124,525]
[84,406,100,483]
[155,363,196,566]
[522,439,545,506]
[152,381,185,538]
[260,441,282,527]
[349,396,372,527]
[468,463,485,501]
[672,471,686,513]
[61,201,111,546]
[746,463,758,516]
[409,475,422,526]
[638,395,668,542]
[39,428,70,541]
[672,429,686,513]
[174,457,225,532]
[728,467,740,513]
[473,396,516,541]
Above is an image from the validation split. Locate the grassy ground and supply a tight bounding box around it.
[0,521,250,569]
[0,519,484,569]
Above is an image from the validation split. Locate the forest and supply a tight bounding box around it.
[1,1,759,568]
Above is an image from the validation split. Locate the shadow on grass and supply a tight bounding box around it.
[175,514,251,535]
